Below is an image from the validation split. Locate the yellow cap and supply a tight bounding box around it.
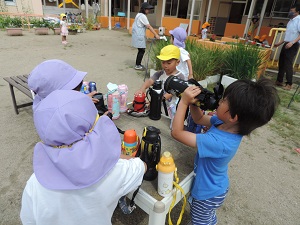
[156,45,180,61]
[60,13,66,19]
[202,22,210,29]
[156,151,176,173]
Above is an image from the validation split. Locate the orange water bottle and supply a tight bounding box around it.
[121,130,139,156]
[156,151,176,197]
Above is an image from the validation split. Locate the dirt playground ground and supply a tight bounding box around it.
[0,29,299,225]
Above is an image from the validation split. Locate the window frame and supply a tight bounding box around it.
[244,0,297,19]
[5,0,16,6]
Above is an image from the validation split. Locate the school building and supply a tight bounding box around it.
[1,0,297,41]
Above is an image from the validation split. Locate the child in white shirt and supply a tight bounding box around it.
[201,22,210,40]
[169,27,194,80]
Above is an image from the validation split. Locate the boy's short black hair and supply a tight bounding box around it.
[223,78,279,135]
[291,5,300,12]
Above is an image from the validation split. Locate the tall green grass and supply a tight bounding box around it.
[148,39,265,81]
[186,39,225,81]
[223,43,263,80]
[149,38,171,71]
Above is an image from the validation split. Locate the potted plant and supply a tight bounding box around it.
[5,16,23,36]
[32,18,50,35]
[68,23,79,35]
[49,22,60,35]
[84,17,94,31]
[221,43,264,87]
[186,39,224,84]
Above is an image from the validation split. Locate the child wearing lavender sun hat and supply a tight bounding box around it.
[28,59,99,111]
[169,27,194,80]
[20,90,146,225]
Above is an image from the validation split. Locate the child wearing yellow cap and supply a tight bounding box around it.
[135,45,185,123]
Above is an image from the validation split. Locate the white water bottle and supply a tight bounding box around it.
[118,84,128,112]
[156,151,176,197]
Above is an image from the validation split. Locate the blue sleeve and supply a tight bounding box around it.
[196,116,224,158]
[210,115,223,126]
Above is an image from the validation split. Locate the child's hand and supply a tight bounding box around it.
[181,86,201,105]
[87,91,99,103]
[134,89,144,96]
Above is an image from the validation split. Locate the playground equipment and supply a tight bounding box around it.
[58,0,79,9]
[269,27,300,70]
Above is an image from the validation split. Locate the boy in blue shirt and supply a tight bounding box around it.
[171,78,279,225]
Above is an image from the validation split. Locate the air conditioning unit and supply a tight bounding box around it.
[158,27,165,36]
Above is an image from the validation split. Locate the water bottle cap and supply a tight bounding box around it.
[124,130,138,143]
[118,84,128,91]
[163,151,171,158]
[157,151,175,173]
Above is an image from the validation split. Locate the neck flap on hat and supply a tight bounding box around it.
[34,115,121,190]
[33,90,120,190]
[174,38,185,48]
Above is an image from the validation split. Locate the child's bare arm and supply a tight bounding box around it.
[171,86,201,148]
[186,58,193,80]
[190,105,212,127]
[163,93,173,100]
[145,24,160,39]
[135,79,154,95]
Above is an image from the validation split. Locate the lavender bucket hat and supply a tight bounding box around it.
[33,90,120,190]
[169,27,187,48]
[28,59,87,111]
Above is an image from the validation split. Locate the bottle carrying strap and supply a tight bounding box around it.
[132,100,146,112]
[168,168,187,225]
[162,98,169,116]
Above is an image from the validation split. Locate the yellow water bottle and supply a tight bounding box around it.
[156,151,176,197]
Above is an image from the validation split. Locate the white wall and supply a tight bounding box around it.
[4,0,43,15]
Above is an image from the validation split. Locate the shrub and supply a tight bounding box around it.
[84,16,94,31]
[0,15,11,29]
[31,18,50,28]
[7,16,22,28]
[68,23,79,31]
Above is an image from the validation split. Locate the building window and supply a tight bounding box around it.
[244,0,297,18]
[165,0,179,17]
[5,0,16,6]
[271,0,296,18]
[187,0,201,20]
